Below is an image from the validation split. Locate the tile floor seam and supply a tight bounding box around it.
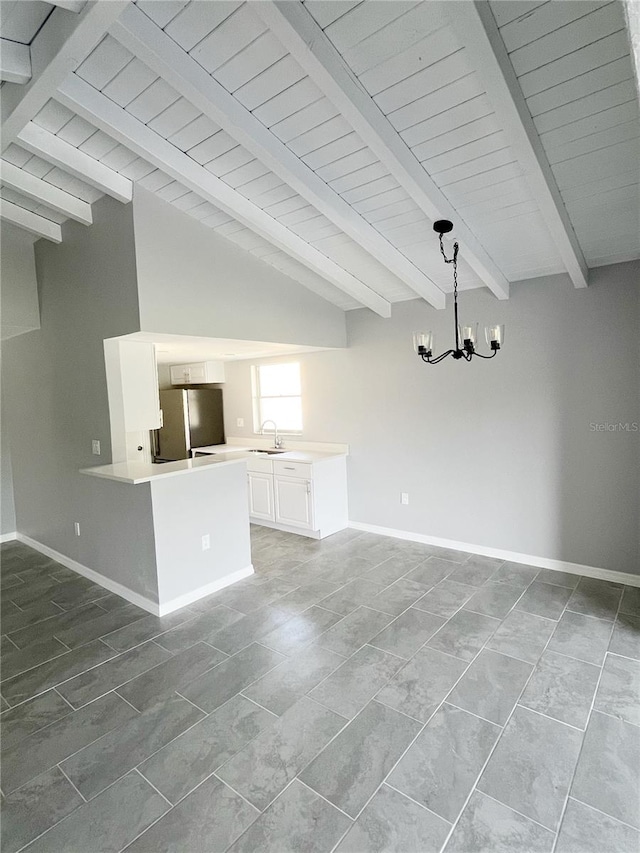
[53,686,76,711]
[300,640,406,704]
[322,608,507,837]
[593,707,640,729]
[237,690,279,716]
[1,644,72,684]
[383,779,455,825]
[174,690,208,716]
[132,766,173,807]
[99,613,202,655]
[1,643,123,710]
[371,695,427,725]
[567,795,640,832]
[321,709,432,834]
[550,589,627,852]
[113,795,172,853]
[295,777,356,822]
[476,789,559,835]
[606,649,640,663]
[539,647,606,669]
[4,541,638,853]
[54,696,212,808]
[201,639,231,656]
[477,645,542,668]
[57,762,88,803]
[218,777,320,853]
[216,696,356,813]
[299,691,351,721]
[143,710,282,811]
[9,714,138,798]
[7,729,162,851]
[3,634,20,650]
[443,699,506,729]
[114,690,143,714]
[212,771,264,814]
[175,643,296,714]
[52,635,73,652]
[565,604,617,622]
[442,592,575,846]
[363,640,416,662]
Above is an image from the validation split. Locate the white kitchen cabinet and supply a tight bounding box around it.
[170,361,225,385]
[247,454,347,538]
[248,471,275,521]
[274,476,313,530]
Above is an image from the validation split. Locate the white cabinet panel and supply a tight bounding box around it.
[249,455,347,538]
[274,476,313,530]
[170,360,226,384]
[248,472,275,521]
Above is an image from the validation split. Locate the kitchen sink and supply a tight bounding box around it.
[248,448,288,455]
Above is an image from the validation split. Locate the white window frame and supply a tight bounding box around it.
[252,362,303,435]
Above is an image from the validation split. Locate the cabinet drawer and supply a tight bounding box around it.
[247,457,273,474]
[273,460,312,478]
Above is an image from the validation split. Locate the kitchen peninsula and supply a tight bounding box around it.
[80,439,348,617]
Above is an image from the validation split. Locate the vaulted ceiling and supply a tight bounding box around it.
[1,0,639,316]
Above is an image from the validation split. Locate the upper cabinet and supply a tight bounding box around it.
[170,361,225,385]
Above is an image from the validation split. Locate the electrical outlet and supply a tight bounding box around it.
[236,418,244,428]
[401,493,409,505]
[92,439,101,455]
[202,534,211,551]
[74,522,81,537]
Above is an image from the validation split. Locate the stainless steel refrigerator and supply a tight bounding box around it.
[154,388,225,460]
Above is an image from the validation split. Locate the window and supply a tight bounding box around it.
[253,362,303,433]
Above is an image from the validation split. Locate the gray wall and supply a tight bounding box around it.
[1,197,158,599]
[1,384,16,535]
[0,222,40,340]
[152,462,252,605]
[132,187,347,349]
[222,261,640,575]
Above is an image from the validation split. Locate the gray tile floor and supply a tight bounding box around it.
[1,528,639,853]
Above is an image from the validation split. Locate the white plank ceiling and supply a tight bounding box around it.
[1,0,638,316]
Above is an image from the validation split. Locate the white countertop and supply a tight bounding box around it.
[80,440,348,484]
[194,442,347,464]
[80,453,247,485]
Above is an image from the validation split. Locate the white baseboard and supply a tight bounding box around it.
[348,521,640,589]
[1,531,17,543]
[157,565,254,616]
[15,533,256,616]
[251,518,320,539]
[16,533,161,615]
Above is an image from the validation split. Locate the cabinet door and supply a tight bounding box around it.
[248,472,275,521]
[274,476,313,530]
[170,365,190,385]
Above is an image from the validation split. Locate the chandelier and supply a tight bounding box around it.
[413,220,504,364]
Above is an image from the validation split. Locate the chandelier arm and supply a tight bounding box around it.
[427,349,456,365]
[471,350,498,360]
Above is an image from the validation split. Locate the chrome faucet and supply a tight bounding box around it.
[260,420,282,449]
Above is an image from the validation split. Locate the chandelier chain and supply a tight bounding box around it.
[438,233,459,300]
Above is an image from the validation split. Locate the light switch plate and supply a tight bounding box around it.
[92,439,101,455]
[236,418,244,427]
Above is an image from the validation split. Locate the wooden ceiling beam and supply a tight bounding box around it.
[442,1,589,288]
[110,4,445,310]
[57,74,392,317]
[256,1,511,300]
